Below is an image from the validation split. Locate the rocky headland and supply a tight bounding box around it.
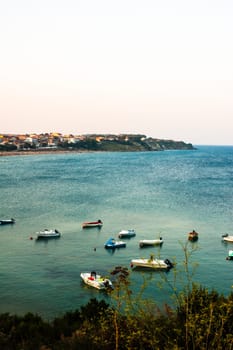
[0,133,196,156]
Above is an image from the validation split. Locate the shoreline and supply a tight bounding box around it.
[0,149,90,157]
[0,145,199,157]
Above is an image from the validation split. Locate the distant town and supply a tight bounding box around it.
[0,132,195,153]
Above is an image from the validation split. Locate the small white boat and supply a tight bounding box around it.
[130,255,173,270]
[0,218,15,225]
[222,234,233,243]
[36,229,61,239]
[80,271,113,290]
[118,229,136,238]
[139,238,163,247]
[82,220,103,228]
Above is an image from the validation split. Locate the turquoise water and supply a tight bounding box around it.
[0,146,232,319]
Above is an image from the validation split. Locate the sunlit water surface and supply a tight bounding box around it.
[0,146,232,319]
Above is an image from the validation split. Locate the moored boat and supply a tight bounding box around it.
[188,230,198,242]
[0,218,15,225]
[36,229,61,240]
[130,254,173,270]
[118,229,136,238]
[80,271,113,290]
[222,234,233,243]
[82,220,103,228]
[226,250,233,260]
[139,237,163,247]
[104,237,126,249]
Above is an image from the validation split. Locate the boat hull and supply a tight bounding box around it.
[188,235,198,242]
[82,220,103,228]
[139,239,163,247]
[105,242,126,249]
[36,234,60,239]
[0,219,15,225]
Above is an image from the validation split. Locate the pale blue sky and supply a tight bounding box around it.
[1,0,233,144]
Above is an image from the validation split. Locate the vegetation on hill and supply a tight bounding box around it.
[0,243,232,349]
[58,134,195,152]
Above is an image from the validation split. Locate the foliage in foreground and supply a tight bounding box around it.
[0,287,233,350]
[0,243,231,349]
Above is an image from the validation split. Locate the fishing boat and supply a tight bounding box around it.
[130,254,173,270]
[82,220,103,228]
[118,229,136,238]
[226,250,233,260]
[36,229,61,240]
[139,237,163,247]
[80,271,113,290]
[104,237,126,249]
[222,234,233,243]
[0,218,15,225]
[188,230,199,242]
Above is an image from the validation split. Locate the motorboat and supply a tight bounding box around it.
[226,250,233,260]
[188,230,198,242]
[80,271,113,290]
[36,229,61,240]
[130,254,173,270]
[118,229,136,238]
[0,218,15,225]
[139,237,163,247]
[222,234,233,243]
[104,237,126,249]
[82,220,103,228]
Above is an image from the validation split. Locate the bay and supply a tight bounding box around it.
[0,146,232,319]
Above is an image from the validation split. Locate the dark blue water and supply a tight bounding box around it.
[0,146,232,319]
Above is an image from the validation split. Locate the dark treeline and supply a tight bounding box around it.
[0,286,233,350]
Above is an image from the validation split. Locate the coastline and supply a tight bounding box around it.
[0,149,88,157]
[0,134,196,155]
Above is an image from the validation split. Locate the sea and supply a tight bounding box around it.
[0,146,232,320]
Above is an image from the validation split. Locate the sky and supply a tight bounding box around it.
[0,0,233,145]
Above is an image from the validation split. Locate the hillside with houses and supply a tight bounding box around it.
[0,133,195,153]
